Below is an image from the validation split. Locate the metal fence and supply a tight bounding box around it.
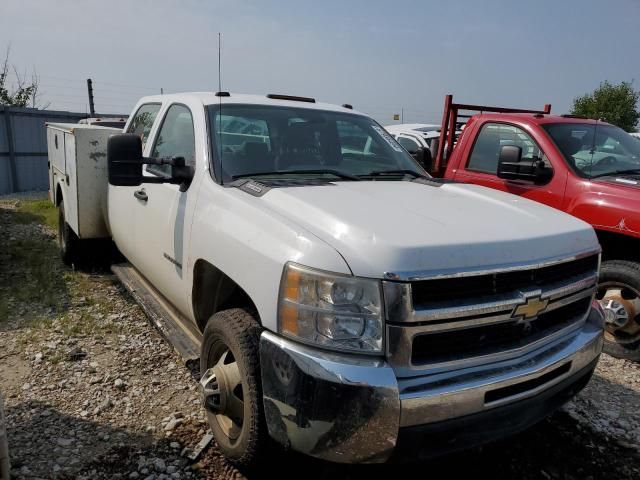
[0,106,87,195]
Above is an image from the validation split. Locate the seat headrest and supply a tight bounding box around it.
[558,136,582,156]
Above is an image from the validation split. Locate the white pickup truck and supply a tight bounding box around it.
[48,92,604,467]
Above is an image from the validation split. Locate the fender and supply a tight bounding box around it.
[565,182,640,240]
[188,176,352,333]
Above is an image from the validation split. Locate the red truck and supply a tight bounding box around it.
[430,95,640,361]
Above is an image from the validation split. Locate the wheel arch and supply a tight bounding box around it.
[192,259,259,332]
[596,229,640,263]
[55,181,64,206]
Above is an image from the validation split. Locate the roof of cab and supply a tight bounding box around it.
[134,92,363,115]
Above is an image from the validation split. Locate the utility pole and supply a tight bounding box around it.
[86,78,95,116]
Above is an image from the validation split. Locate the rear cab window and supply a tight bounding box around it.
[126,103,162,150]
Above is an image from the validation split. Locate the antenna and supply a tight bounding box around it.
[218,32,222,93]
[589,116,600,177]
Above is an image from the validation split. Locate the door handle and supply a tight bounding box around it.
[134,189,148,202]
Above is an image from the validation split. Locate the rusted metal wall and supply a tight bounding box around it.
[0,106,86,195]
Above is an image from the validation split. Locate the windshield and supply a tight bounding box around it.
[543,123,640,178]
[207,104,425,182]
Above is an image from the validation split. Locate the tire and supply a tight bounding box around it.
[598,260,640,362]
[57,201,80,265]
[200,308,267,469]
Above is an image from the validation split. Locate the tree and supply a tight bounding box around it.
[0,44,47,108]
[571,81,640,132]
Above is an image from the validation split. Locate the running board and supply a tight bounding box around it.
[112,262,202,363]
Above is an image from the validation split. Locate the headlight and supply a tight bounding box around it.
[278,263,383,353]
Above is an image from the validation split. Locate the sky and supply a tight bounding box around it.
[1,0,639,124]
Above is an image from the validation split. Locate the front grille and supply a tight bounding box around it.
[411,297,591,365]
[385,254,599,372]
[411,255,598,307]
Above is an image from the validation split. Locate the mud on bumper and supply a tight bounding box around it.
[259,307,603,464]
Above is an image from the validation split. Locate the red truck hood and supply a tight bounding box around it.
[570,176,640,238]
[595,175,640,189]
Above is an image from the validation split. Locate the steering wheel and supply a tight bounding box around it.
[595,156,618,167]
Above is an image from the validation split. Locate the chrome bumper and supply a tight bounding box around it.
[259,306,603,464]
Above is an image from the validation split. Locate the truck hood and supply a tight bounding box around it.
[259,181,598,279]
[594,174,640,189]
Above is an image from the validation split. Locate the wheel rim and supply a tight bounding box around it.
[597,281,640,344]
[200,341,245,442]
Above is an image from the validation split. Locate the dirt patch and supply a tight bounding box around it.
[1,198,639,480]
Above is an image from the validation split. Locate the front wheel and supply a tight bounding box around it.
[597,260,640,361]
[199,308,267,469]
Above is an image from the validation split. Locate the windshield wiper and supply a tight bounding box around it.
[590,168,640,179]
[232,169,360,181]
[359,169,429,179]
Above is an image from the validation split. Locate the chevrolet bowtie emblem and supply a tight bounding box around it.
[513,295,549,319]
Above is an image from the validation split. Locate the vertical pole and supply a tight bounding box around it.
[401,108,404,123]
[87,78,95,116]
[445,107,458,166]
[4,107,18,193]
[435,95,452,175]
[161,88,164,95]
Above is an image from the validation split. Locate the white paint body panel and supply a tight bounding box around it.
[259,181,598,279]
[99,93,599,335]
[46,123,119,239]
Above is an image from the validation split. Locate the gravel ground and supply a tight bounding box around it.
[1,198,639,479]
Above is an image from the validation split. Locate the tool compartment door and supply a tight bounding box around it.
[64,131,80,234]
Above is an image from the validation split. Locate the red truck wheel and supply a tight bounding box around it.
[597,260,640,361]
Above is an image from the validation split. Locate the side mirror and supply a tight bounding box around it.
[497,145,552,185]
[409,148,422,161]
[108,134,144,186]
[409,147,433,172]
[108,133,195,190]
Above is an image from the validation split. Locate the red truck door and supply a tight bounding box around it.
[452,121,567,210]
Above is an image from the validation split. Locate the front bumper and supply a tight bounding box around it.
[259,306,603,464]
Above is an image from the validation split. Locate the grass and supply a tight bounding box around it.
[0,198,66,327]
[16,198,58,230]
[1,197,125,343]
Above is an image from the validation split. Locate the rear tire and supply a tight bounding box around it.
[598,260,640,362]
[200,308,267,469]
[57,201,82,266]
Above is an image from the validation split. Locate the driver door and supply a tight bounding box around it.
[134,103,198,316]
[454,122,567,209]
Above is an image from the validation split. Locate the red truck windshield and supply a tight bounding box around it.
[543,123,640,178]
